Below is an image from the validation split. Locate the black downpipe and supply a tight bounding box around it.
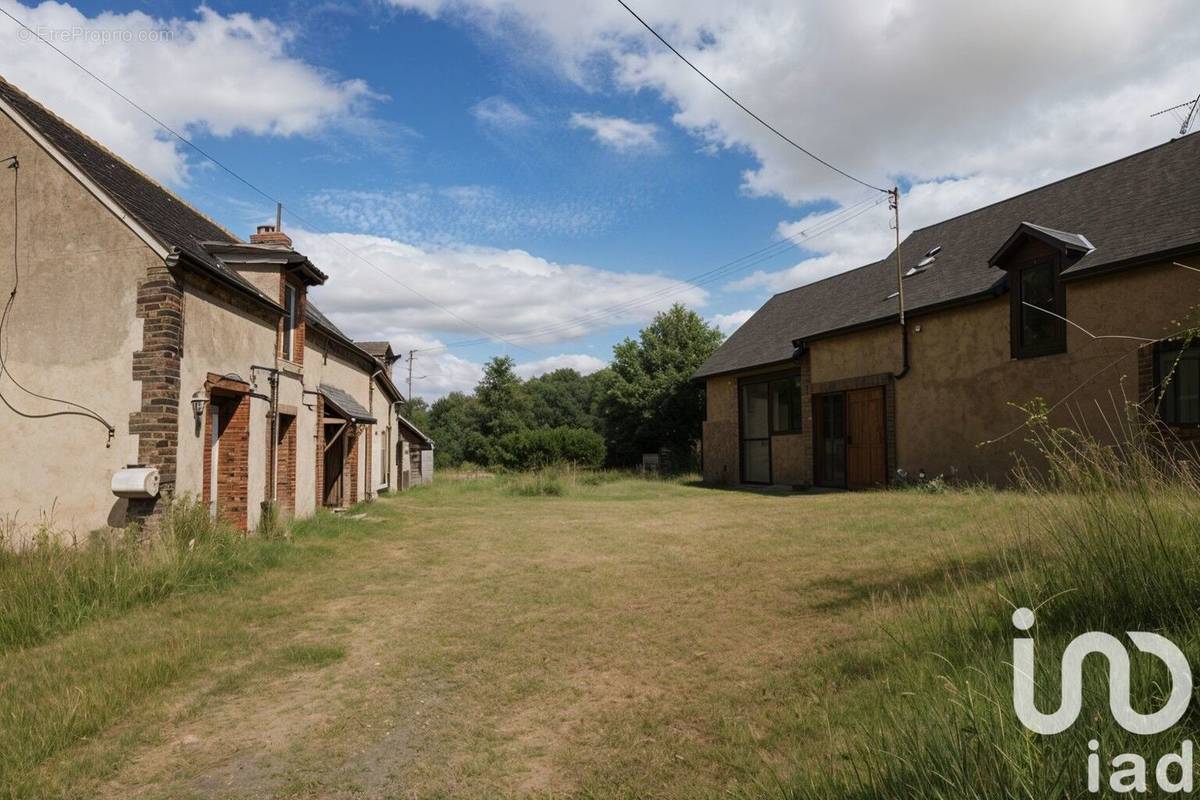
[893,321,910,380]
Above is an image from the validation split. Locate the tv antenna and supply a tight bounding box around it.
[1151,91,1200,136]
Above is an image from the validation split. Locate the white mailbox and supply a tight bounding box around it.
[111,466,161,499]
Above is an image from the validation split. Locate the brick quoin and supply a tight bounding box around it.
[347,425,360,505]
[127,263,184,526]
[274,413,297,514]
[364,424,373,500]
[277,271,306,365]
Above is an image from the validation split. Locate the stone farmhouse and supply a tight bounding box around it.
[0,76,433,534]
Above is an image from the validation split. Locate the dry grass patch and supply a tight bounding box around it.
[1,476,1023,799]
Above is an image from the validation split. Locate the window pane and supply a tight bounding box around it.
[1181,359,1199,423]
[1159,344,1200,425]
[743,439,770,483]
[1020,263,1060,348]
[770,376,801,432]
[741,382,769,439]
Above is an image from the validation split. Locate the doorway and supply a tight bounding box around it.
[813,386,887,489]
[739,380,771,484]
[323,421,346,507]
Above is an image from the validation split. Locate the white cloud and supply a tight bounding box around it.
[389,0,1200,292]
[515,354,607,378]
[711,309,755,335]
[0,1,376,184]
[569,112,660,153]
[471,95,533,129]
[297,230,705,341]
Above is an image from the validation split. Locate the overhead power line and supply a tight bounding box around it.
[0,5,532,354]
[614,0,889,194]
[425,193,887,352]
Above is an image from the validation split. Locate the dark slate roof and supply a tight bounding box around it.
[306,304,405,403]
[0,76,274,306]
[695,133,1200,379]
[318,384,376,423]
[356,341,393,359]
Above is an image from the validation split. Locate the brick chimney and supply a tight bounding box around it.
[250,224,292,249]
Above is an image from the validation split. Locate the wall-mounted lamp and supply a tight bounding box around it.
[191,391,207,435]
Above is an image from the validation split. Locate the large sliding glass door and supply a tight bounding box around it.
[740,381,771,484]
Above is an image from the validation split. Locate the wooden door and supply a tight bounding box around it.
[323,429,345,507]
[846,387,886,489]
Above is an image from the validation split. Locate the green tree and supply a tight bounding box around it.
[403,396,431,433]
[525,368,603,432]
[476,356,533,440]
[602,304,724,467]
[428,391,485,466]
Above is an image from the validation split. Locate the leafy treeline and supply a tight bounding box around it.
[405,305,724,470]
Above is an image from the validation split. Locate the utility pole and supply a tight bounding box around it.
[406,349,417,402]
[890,186,911,380]
[890,187,904,326]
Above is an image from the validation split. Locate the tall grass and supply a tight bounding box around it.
[0,495,289,651]
[781,410,1200,799]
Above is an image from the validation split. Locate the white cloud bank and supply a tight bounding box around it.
[471,95,532,130]
[0,1,375,184]
[295,230,700,396]
[711,308,755,335]
[390,0,1200,289]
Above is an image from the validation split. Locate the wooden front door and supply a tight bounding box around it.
[323,425,345,507]
[846,387,886,489]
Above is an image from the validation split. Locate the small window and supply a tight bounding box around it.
[770,375,803,433]
[1156,340,1200,426]
[282,284,298,361]
[1011,255,1066,359]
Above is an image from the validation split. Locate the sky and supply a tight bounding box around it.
[0,0,1198,398]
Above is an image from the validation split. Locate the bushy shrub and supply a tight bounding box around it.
[495,427,605,470]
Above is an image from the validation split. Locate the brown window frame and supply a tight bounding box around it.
[1009,254,1067,360]
[281,283,299,361]
[1155,339,1200,428]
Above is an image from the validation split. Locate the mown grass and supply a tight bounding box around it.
[778,416,1200,799]
[8,434,1196,799]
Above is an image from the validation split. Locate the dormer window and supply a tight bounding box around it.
[282,283,299,361]
[1011,255,1066,359]
[988,222,1089,361]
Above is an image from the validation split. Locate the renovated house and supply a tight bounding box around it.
[696,135,1200,487]
[0,76,423,534]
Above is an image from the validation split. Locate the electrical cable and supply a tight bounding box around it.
[615,0,888,194]
[0,157,115,440]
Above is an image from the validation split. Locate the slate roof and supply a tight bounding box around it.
[0,75,278,306]
[306,304,405,403]
[318,384,376,424]
[356,341,393,360]
[695,133,1200,379]
[396,413,434,447]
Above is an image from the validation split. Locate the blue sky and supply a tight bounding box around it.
[2,0,1197,395]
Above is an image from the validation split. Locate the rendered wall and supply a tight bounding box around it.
[895,261,1196,483]
[0,108,159,535]
[176,281,277,530]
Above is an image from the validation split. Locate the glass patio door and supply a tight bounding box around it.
[740,381,771,484]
